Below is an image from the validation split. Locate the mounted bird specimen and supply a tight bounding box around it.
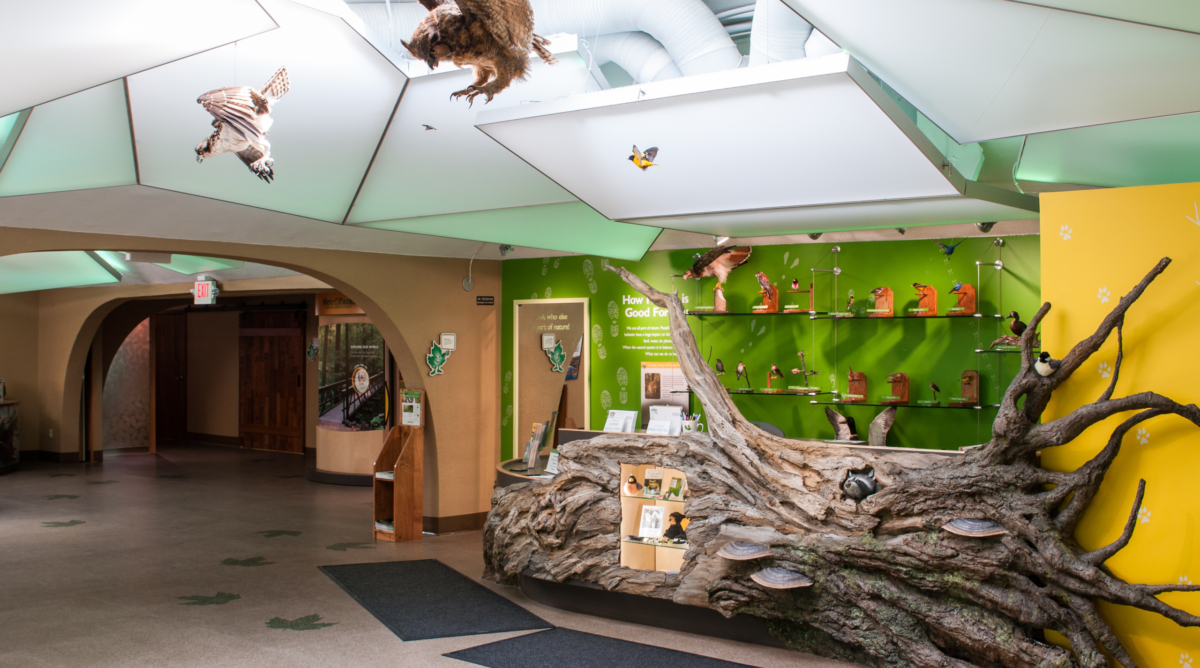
[736,361,749,388]
[867,406,896,447]
[403,0,556,106]
[714,359,725,376]
[755,271,771,293]
[824,407,858,441]
[683,245,752,293]
[1007,311,1027,336]
[195,67,289,183]
[1035,352,1062,377]
[629,145,659,170]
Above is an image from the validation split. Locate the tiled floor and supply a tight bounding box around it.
[0,443,849,667]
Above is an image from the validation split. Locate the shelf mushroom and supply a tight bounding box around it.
[717,541,772,561]
[943,518,1006,537]
[751,567,813,589]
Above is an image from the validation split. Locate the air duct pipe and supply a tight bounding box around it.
[748,0,813,66]
[587,32,682,84]
[348,3,430,55]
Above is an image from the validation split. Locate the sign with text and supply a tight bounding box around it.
[316,292,364,316]
[191,279,218,305]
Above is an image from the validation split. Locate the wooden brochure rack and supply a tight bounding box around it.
[372,390,424,542]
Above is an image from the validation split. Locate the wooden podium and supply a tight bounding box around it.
[373,390,425,542]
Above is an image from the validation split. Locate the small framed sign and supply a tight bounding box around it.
[439,333,457,351]
[541,333,556,350]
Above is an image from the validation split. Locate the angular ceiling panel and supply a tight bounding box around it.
[0,251,120,295]
[1010,0,1200,33]
[784,0,1200,142]
[0,82,136,197]
[346,42,597,224]
[358,202,662,261]
[0,0,276,118]
[476,55,974,227]
[129,0,406,223]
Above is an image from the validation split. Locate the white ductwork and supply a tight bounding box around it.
[347,2,429,54]
[748,0,813,66]
[587,32,682,84]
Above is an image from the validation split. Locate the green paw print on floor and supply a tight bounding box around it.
[43,520,85,528]
[258,530,301,538]
[325,542,374,552]
[47,473,76,478]
[179,593,241,606]
[222,556,275,567]
[266,614,336,631]
[86,480,118,485]
[46,494,79,500]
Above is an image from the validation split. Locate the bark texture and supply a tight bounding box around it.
[483,258,1199,667]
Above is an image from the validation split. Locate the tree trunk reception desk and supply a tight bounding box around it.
[0,400,18,476]
[483,259,1200,667]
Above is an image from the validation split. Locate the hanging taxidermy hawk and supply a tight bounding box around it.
[195,67,289,183]
[402,0,556,105]
[683,245,752,291]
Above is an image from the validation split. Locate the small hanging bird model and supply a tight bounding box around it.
[195,66,290,183]
[714,359,725,376]
[845,295,855,311]
[929,382,941,403]
[629,145,659,170]
[1035,351,1062,377]
[935,240,963,256]
[825,407,858,441]
[1007,311,1027,336]
[683,245,752,294]
[422,124,436,131]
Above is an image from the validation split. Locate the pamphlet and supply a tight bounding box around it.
[602,410,638,433]
[643,468,664,498]
[401,391,422,426]
[545,450,560,474]
[638,505,666,538]
[665,476,684,500]
[645,420,672,435]
[648,405,683,435]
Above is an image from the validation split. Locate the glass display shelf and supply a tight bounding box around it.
[809,313,1004,320]
[687,310,830,317]
[975,348,1038,354]
[724,389,836,397]
[622,538,689,551]
[811,401,1000,410]
[622,494,686,502]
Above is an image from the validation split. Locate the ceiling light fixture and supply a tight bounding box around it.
[499,244,516,256]
[125,252,173,264]
[808,233,823,241]
[975,222,996,233]
[714,236,730,245]
[896,228,907,235]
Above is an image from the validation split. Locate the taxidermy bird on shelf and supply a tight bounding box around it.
[1036,352,1062,377]
[825,407,858,441]
[791,279,800,291]
[756,271,772,293]
[403,0,556,106]
[929,382,940,403]
[1007,311,1027,336]
[629,145,659,170]
[714,359,725,376]
[683,245,752,294]
[195,67,289,183]
[935,240,963,256]
[950,280,963,294]
[736,361,749,387]
[912,282,930,294]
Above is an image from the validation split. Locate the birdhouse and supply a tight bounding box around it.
[882,372,909,405]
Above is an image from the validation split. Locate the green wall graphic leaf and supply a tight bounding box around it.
[265,614,336,631]
[178,592,241,606]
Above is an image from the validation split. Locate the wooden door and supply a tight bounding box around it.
[152,312,188,441]
[239,311,306,453]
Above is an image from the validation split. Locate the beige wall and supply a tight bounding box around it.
[186,311,240,438]
[0,291,40,451]
[102,319,150,450]
[1,227,501,520]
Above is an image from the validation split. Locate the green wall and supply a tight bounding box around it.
[500,236,1040,459]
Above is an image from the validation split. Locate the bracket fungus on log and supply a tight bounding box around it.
[483,257,1200,668]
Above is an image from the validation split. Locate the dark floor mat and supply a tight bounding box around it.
[319,559,551,641]
[445,628,757,668]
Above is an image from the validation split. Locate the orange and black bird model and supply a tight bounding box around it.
[629,145,659,170]
[912,282,929,295]
[1007,310,1027,336]
[683,245,752,294]
[403,0,556,106]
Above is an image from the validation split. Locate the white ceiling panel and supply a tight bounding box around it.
[784,0,1200,142]
[129,0,406,222]
[0,82,136,197]
[1010,0,1200,34]
[475,54,962,225]
[346,43,597,224]
[0,0,276,118]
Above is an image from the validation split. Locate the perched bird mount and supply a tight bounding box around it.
[683,245,751,313]
[195,67,289,183]
[755,271,779,313]
[910,282,937,317]
[403,0,556,105]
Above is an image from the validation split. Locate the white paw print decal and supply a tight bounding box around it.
[1098,362,1112,379]
[1182,651,1192,668]
[1136,428,1149,445]
[1138,505,1151,524]
[1098,286,1111,303]
[1180,575,1192,585]
[1059,225,1072,240]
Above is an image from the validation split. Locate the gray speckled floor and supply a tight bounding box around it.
[0,443,850,668]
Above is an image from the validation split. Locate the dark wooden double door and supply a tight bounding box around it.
[239,311,306,453]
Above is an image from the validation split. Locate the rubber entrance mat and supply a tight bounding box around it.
[319,559,550,640]
[446,628,757,668]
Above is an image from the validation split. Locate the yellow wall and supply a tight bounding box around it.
[1042,182,1200,665]
[0,291,40,451]
[186,311,241,439]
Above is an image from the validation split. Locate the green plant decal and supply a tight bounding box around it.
[426,341,449,376]
[222,556,275,567]
[43,520,84,527]
[266,614,336,631]
[547,340,566,372]
[325,542,374,552]
[179,593,241,606]
[46,494,79,500]
[258,530,301,538]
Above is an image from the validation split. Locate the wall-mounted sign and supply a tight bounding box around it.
[316,292,364,316]
[306,337,319,363]
[351,365,371,394]
[439,333,457,351]
[401,390,423,426]
[476,296,495,306]
[191,278,219,305]
[426,340,450,376]
[541,333,556,350]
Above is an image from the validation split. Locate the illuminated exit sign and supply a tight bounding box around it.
[191,277,219,305]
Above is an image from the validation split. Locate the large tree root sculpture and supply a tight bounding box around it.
[484,258,1199,667]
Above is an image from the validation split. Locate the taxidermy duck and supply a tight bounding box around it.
[1036,352,1062,377]
[1007,311,1027,336]
[824,407,858,441]
[868,406,896,447]
[624,475,642,497]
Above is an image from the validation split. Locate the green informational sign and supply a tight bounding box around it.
[500,238,1040,459]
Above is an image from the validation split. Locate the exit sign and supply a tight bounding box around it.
[192,279,218,305]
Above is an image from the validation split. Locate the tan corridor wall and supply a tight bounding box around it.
[0,291,40,452]
[186,311,240,439]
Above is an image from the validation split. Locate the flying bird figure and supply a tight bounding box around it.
[422,124,437,131]
[683,245,752,294]
[1035,352,1062,377]
[935,240,963,256]
[403,0,556,106]
[825,407,858,441]
[629,145,659,170]
[1007,311,1027,336]
[195,67,290,183]
[867,406,896,447]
